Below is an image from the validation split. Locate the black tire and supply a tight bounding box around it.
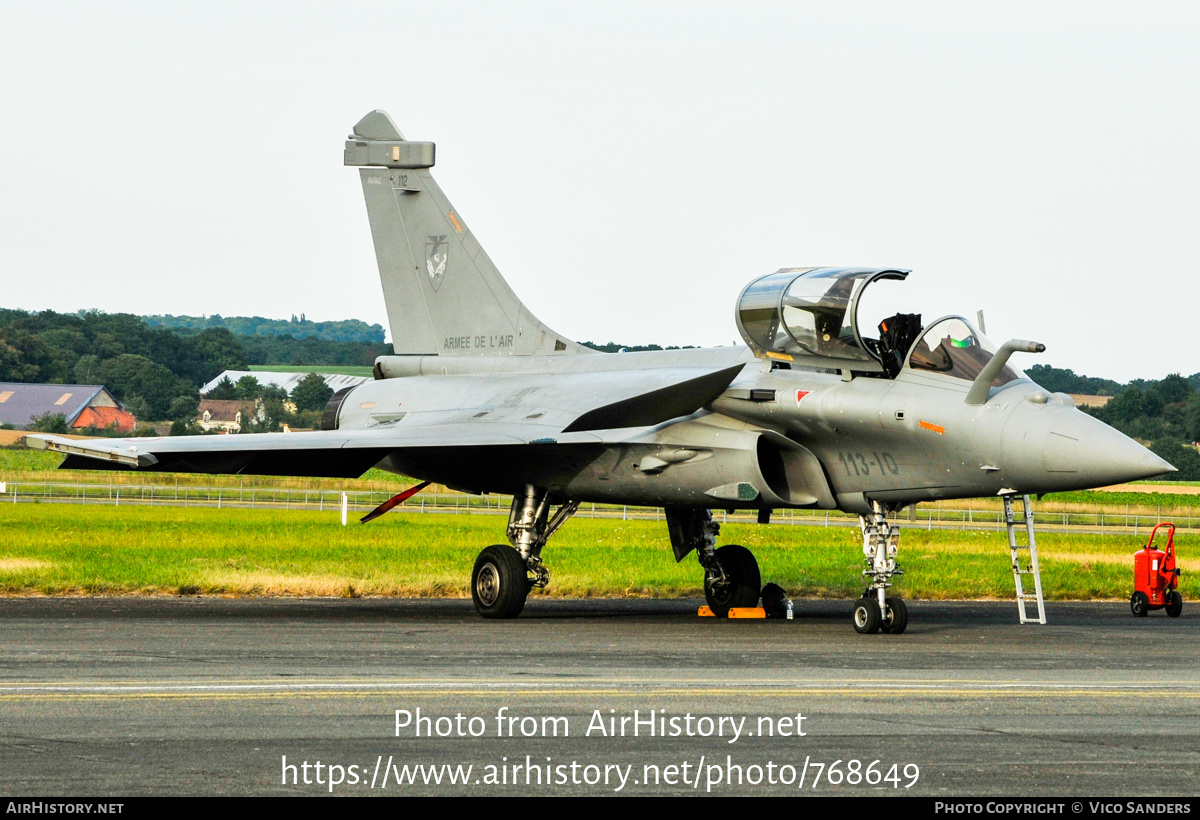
[704,544,761,618]
[1166,590,1183,618]
[853,596,882,634]
[880,596,908,634]
[471,545,530,619]
[1130,591,1149,618]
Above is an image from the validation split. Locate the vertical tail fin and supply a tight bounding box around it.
[345,110,590,357]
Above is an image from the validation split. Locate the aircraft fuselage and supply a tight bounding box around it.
[337,345,1170,514]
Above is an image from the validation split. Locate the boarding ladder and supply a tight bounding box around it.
[1003,494,1046,624]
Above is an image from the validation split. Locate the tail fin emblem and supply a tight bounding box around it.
[425,235,448,291]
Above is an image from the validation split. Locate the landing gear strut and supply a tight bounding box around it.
[470,484,579,619]
[854,501,907,634]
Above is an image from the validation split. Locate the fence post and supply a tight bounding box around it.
[341,492,348,526]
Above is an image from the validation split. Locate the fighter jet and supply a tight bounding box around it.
[28,110,1174,631]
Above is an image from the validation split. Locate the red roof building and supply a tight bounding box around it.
[0,383,137,432]
[73,405,137,433]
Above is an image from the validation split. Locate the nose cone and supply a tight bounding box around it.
[1006,405,1175,492]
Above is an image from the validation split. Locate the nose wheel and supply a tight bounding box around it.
[852,595,907,634]
[853,596,881,633]
[880,596,908,633]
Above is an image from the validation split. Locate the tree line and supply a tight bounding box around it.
[0,308,390,424]
[142,314,385,344]
[0,309,245,421]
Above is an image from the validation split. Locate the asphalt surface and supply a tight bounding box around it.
[0,596,1197,797]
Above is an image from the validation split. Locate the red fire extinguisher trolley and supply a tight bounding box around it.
[1131,523,1183,617]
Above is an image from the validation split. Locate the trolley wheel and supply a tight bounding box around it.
[853,596,882,634]
[1130,591,1150,618]
[471,545,530,619]
[880,596,908,634]
[703,544,761,618]
[1166,590,1183,618]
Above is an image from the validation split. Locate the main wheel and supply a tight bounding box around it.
[471,545,530,619]
[704,544,761,618]
[880,596,908,634]
[1130,591,1149,617]
[853,596,882,634]
[1166,590,1183,618]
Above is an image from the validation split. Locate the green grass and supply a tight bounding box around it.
[0,504,1189,600]
[1045,490,1200,509]
[0,449,58,473]
[0,448,412,490]
[248,364,375,377]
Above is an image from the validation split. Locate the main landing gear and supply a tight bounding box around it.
[664,507,761,617]
[471,484,579,619]
[853,501,907,635]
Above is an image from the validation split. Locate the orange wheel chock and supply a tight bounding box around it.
[728,607,767,619]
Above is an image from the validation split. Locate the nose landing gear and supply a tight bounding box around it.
[854,502,907,634]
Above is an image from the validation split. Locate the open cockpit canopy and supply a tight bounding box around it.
[735,267,909,373]
[735,268,1026,388]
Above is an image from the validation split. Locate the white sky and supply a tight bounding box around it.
[0,1,1196,382]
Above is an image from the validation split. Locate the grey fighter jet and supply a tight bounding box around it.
[28,110,1174,631]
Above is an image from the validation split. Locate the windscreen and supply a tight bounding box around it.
[908,317,1022,387]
